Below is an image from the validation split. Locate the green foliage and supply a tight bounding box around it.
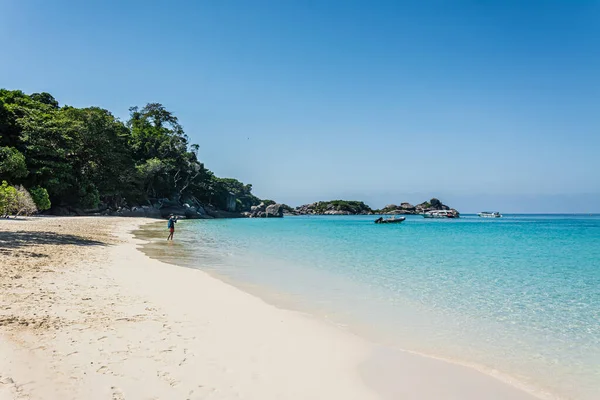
[0,89,263,212]
[0,181,18,217]
[0,146,27,180]
[313,200,372,214]
[29,186,51,211]
[281,204,294,212]
[0,182,37,216]
[208,177,261,212]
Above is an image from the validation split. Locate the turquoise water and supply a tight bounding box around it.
[143,214,600,399]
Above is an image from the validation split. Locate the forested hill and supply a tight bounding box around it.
[0,89,265,216]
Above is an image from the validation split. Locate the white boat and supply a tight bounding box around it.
[478,211,502,218]
[423,210,457,219]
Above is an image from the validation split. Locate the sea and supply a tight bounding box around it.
[136,214,600,399]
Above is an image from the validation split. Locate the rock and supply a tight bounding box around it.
[430,198,443,209]
[324,210,351,215]
[249,202,272,218]
[383,209,410,215]
[265,204,284,218]
[295,200,372,215]
[226,192,237,212]
[400,202,415,210]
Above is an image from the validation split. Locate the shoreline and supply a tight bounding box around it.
[1,217,542,399]
[136,219,546,400]
[0,217,376,399]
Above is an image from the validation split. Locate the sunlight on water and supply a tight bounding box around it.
[138,214,600,399]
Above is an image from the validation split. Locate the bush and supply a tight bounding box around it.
[0,182,38,216]
[14,185,38,216]
[0,181,18,217]
[30,186,51,211]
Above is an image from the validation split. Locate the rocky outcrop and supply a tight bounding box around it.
[265,203,284,217]
[294,201,373,215]
[247,202,284,218]
[380,198,459,216]
[50,195,249,220]
[226,192,237,212]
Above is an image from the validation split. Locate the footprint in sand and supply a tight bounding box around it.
[96,365,110,374]
[157,370,179,387]
[111,386,125,400]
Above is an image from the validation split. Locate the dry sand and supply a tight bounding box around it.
[0,217,541,400]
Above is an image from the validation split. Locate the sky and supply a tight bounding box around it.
[1,0,599,212]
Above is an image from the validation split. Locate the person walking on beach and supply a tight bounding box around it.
[167,214,177,241]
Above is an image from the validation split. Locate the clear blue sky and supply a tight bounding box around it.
[1,1,599,212]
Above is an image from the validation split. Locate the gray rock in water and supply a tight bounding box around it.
[265,203,284,218]
[324,210,351,215]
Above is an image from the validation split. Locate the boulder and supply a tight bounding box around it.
[226,192,237,212]
[384,209,409,215]
[400,202,415,210]
[426,198,448,210]
[265,203,284,218]
[324,210,351,215]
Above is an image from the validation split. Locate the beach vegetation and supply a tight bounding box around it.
[0,146,28,180]
[0,181,18,217]
[14,185,38,216]
[0,181,39,216]
[29,186,51,211]
[0,89,268,213]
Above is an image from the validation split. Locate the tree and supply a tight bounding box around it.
[127,103,211,202]
[29,186,51,211]
[0,89,268,213]
[0,146,27,180]
[30,92,59,109]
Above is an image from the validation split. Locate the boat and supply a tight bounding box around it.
[478,211,502,218]
[422,210,456,219]
[374,216,406,224]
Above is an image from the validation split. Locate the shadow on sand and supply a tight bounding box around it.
[0,230,106,251]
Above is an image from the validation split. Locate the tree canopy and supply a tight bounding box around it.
[0,89,263,213]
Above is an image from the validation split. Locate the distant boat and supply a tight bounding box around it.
[374,216,406,224]
[423,210,456,219]
[478,211,502,218]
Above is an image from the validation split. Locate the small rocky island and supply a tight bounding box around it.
[379,198,460,217]
[288,198,459,217]
[294,201,373,215]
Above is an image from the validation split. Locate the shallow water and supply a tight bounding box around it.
[137,214,600,399]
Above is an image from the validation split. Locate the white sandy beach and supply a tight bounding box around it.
[0,217,541,400]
